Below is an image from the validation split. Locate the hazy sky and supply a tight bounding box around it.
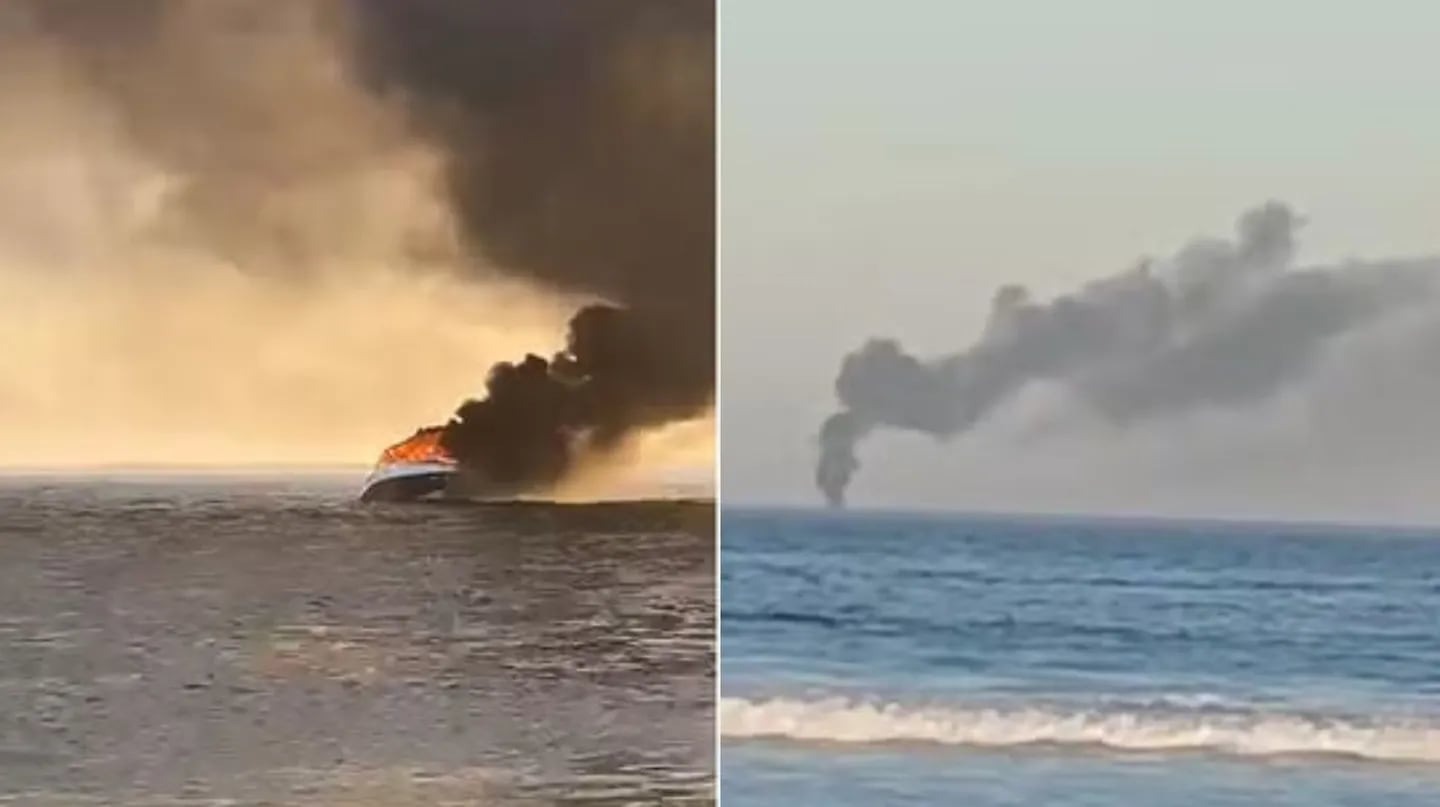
[721,0,1440,521]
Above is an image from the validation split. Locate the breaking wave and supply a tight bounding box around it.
[720,696,1440,764]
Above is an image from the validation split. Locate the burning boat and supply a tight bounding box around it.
[358,426,458,502]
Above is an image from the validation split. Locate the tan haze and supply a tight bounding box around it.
[0,1,713,486]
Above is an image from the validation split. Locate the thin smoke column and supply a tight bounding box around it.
[817,202,1440,507]
[9,0,714,494]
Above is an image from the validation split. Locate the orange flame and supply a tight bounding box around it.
[376,426,455,467]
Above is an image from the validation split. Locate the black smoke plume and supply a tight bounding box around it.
[9,0,715,493]
[819,202,1440,507]
[343,0,715,493]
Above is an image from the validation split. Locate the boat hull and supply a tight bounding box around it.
[358,461,457,503]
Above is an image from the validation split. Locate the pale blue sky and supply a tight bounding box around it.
[721,0,1440,516]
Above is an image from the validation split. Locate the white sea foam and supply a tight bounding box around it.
[720,696,1440,763]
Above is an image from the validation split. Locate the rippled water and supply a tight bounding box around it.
[722,508,1440,805]
[0,474,714,804]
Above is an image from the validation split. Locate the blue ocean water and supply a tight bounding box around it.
[721,509,1440,805]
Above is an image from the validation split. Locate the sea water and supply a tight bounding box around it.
[0,475,714,804]
[722,508,1440,805]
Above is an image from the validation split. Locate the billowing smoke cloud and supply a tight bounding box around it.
[0,1,714,489]
[818,202,1440,507]
[343,0,715,494]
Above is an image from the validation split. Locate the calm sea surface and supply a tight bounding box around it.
[722,508,1440,805]
[0,475,714,804]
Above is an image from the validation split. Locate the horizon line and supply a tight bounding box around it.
[720,500,1440,534]
[0,463,371,474]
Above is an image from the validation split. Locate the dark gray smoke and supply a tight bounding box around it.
[6,0,714,493]
[343,0,715,493]
[818,202,1440,507]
